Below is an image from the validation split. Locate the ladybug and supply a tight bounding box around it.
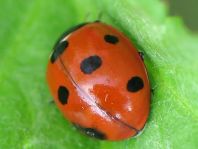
[46,21,150,141]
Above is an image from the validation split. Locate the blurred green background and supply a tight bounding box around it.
[0,0,198,149]
[167,0,198,31]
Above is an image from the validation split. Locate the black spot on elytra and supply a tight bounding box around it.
[73,124,106,140]
[50,23,87,63]
[58,86,69,105]
[80,55,102,74]
[104,34,119,44]
[50,40,68,63]
[127,76,144,92]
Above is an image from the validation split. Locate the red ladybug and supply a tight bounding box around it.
[46,21,150,141]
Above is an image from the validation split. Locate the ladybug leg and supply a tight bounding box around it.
[49,100,55,104]
[151,88,154,95]
[138,51,144,61]
[151,85,157,95]
[73,123,107,140]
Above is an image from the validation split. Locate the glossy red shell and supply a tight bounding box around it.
[46,22,150,141]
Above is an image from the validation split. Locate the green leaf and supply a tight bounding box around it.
[0,0,197,149]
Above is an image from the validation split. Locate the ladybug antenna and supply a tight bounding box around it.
[84,12,91,22]
[96,11,103,22]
